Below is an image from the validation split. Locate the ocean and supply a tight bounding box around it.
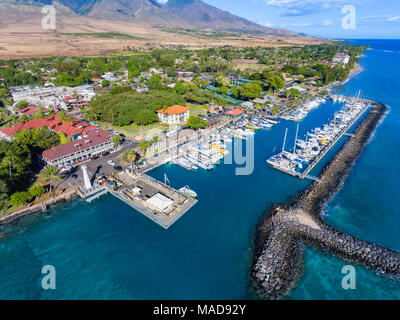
[0,39,399,300]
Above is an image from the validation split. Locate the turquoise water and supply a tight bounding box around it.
[1,40,400,299]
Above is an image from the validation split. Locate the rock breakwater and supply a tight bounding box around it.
[252,102,397,299]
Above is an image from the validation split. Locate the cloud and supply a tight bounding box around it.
[263,0,366,16]
[388,16,400,22]
[263,21,275,27]
[276,19,335,28]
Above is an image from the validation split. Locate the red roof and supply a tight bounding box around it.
[157,105,190,115]
[17,106,49,116]
[42,129,113,161]
[0,115,98,138]
[226,108,244,116]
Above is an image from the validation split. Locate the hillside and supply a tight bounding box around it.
[0,0,321,59]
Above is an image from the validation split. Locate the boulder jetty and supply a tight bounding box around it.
[252,101,399,299]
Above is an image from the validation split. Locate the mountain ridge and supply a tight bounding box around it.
[0,0,296,35]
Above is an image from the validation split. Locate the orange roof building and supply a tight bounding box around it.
[156,105,190,124]
[225,108,244,118]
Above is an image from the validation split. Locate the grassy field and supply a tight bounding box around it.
[187,103,208,116]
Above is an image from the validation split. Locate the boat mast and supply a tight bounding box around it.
[282,128,288,153]
[164,173,170,186]
[293,123,299,155]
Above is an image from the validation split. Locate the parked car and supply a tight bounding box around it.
[107,160,115,166]
[60,166,71,173]
[114,166,123,172]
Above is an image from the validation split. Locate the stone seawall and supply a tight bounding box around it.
[0,188,78,226]
[252,102,395,299]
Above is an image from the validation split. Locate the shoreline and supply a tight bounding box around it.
[0,187,79,227]
[251,101,397,299]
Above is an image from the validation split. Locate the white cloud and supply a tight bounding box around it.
[264,0,348,6]
[322,19,332,26]
[263,21,275,27]
[388,16,400,22]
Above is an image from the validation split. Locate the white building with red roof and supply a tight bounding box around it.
[41,129,114,168]
[156,105,190,124]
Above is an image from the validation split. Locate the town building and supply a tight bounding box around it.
[157,105,190,124]
[145,193,174,214]
[241,101,254,109]
[225,108,244,119]
[16,106,48,117]
[41,129,114,168]
[333,53,350,64]
[0,115,98,141]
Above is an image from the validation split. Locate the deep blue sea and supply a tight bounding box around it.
[1,40,400,300]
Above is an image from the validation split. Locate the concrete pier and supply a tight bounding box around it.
[106,172,197,229]
[252,101,395,299]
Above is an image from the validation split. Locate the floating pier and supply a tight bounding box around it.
[267,96,373,180]
[300,100,371,179]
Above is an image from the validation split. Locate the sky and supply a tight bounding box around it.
[202,0,400,39]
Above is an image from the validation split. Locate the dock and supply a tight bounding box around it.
[86,189,109,203]
[299,100,371,179]
[103,172,198,229]
[267,96,373,180]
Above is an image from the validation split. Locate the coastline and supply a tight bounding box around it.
[327,62,363,93]
[251,101,397,299]
[0,187,78,227]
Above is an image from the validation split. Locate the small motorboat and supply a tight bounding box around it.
[179,185,198,198]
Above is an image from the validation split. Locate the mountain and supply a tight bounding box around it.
[2,0,295,35]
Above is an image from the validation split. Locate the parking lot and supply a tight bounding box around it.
[56,141,138,190]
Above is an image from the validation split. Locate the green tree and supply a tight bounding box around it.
[9,191,31,207]
[101,80,110,87]
[285,88,301,99]
[36,165,64,196]
[28,183,46,200]
[122,149,138,164]
[185,116,208,130]
[112,135,123,147]
[0,180,8,212]
[147,74,163,90]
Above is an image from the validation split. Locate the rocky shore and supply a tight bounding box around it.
[0,187,78,226]
[252,102,397,299]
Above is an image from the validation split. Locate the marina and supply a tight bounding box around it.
[170,116,279,172]
[267,94,373,180]
[281,96,326,122]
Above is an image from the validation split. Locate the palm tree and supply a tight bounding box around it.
[123,150,137,163]
[37,165,64,197]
